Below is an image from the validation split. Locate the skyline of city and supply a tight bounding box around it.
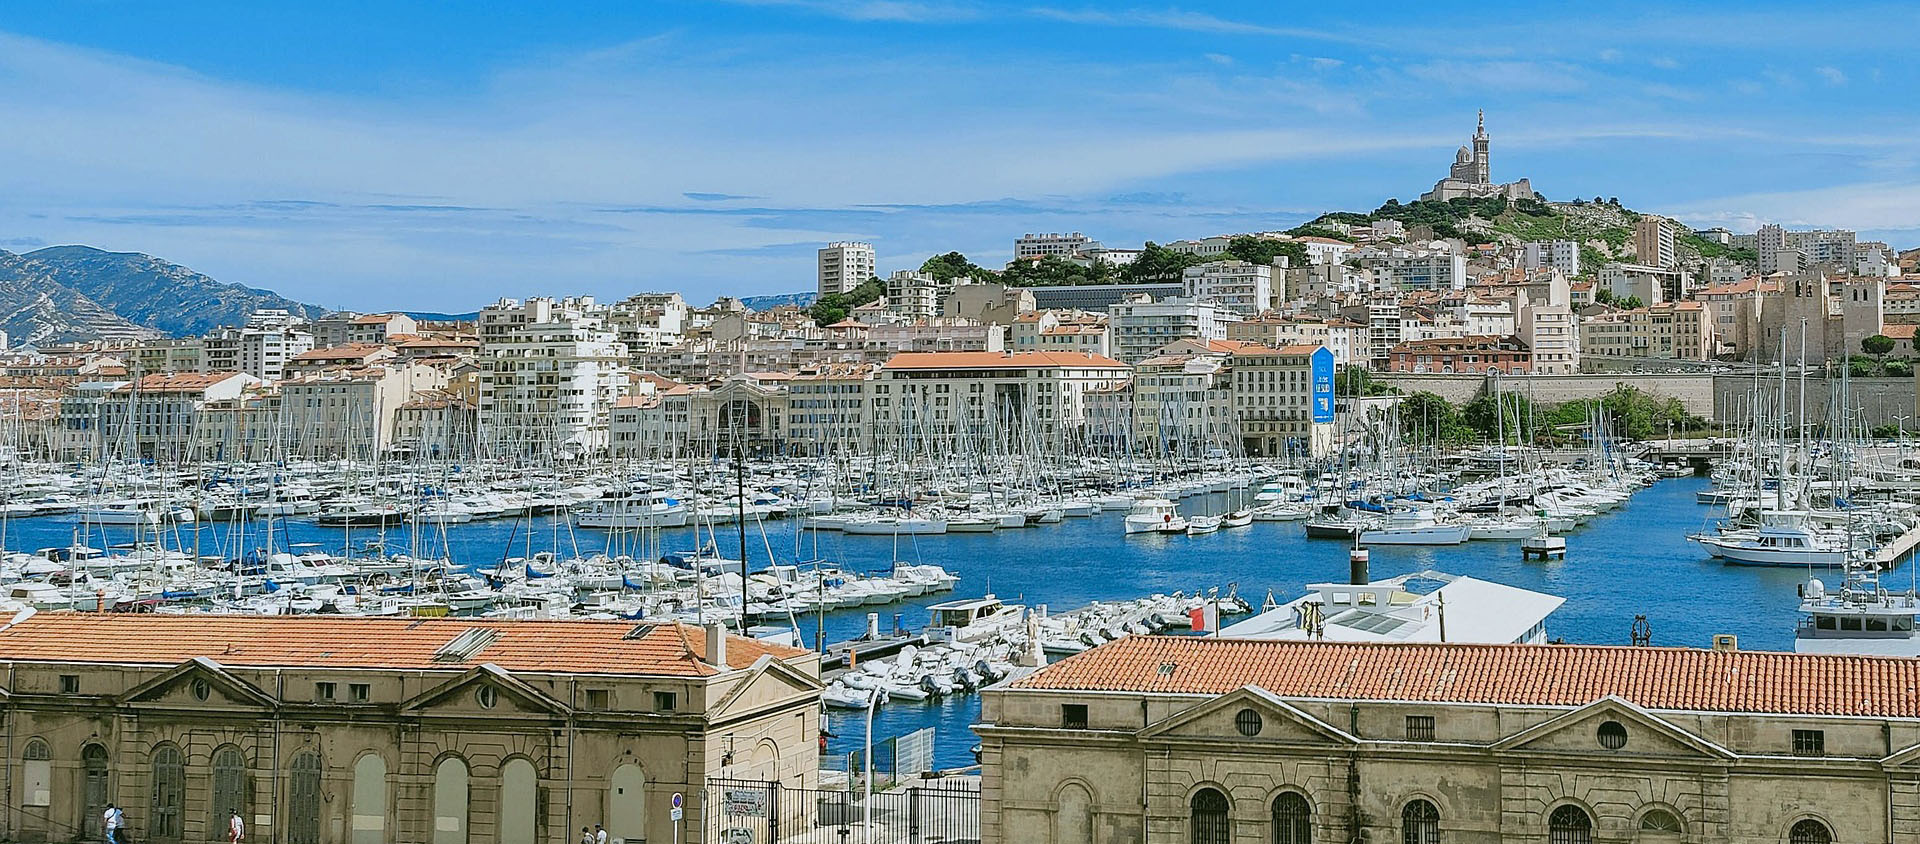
[0,1,1916,311]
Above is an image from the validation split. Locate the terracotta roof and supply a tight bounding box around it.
[0,614,808,677]
[1881,324,1917,340]
[1010,636,1920,718]
[292,344,391,362]
[883,351,1125,369]
[115,372,248,394]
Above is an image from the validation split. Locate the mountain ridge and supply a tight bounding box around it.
[0,245,330,346]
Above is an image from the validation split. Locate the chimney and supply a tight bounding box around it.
[1349,548,1370,585]
[704,621,728,668]
[1712,634,1738,653]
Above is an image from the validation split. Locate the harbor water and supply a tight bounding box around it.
[1,475,1876,770]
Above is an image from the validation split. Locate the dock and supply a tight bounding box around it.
[1872,527,1920,569]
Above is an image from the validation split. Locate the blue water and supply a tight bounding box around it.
[2,476,1867,770]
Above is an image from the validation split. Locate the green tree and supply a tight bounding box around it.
[920,251,991,283]
[1860,334,1896,377]
[1462,391,1541,443]
[1334,366,1396,397]
[1396,391,1470,445]
[1592,287,1617,306]
[1618,295,1645,310]
[1002,255,1111,287]
[1120,242,1206,283]
[1226,236,1309,269]
[808,275,886,326]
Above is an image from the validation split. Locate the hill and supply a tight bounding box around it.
[1297,196,1757,276]
[0,246,330,346]
[741,292,816,310]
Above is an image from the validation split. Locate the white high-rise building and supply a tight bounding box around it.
[884,270,952,321]
[1107,295,1227,364]
[477,297,628,459]
[817,242,876,297]
[200,309,314,381]
[1522,240,1580,276]
[1181,261,1277,316]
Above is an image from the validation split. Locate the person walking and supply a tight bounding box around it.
[229,809,245,844]
[594,824,608,844]
[580,828,594,844]
[104,803,125,844]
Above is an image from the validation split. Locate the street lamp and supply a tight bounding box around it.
[864,689,879,843]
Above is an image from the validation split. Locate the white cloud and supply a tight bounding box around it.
[1025,7,1371,44]
[1816,65,1848,85]
[1204,52,1234,66]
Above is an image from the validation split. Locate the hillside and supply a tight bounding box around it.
[1298,196,1756,277]
[741,292,816,310]
[18,246,329,337]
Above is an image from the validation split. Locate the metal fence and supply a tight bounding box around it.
[706,777,979,844]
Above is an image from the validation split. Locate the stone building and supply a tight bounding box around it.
[0,614,820,844]
[979,635,1912,843]
[1419,111,1533,203]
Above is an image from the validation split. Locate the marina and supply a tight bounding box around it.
[4,455,1913,768]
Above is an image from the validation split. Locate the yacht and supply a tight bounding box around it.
[1123,498,1186,535]
[575,495,690,529]
[1358,507,1470,546]
[1692,517,1851,567]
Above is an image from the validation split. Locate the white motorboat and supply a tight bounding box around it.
[1124,498,1187,535]
[1693,520,1851,567]
[1186,515,1222,535]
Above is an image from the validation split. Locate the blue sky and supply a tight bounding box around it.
[1,1,1916,311]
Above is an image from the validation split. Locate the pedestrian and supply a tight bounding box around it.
[104,803,124,844]
[580,828,594,844]
[229,809,245,844]
[594,824,608,844]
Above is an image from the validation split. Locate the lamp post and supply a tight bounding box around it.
[864,689,878,843]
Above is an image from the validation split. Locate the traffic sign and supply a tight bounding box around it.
[670,808,683,822]
[672,792,683,809]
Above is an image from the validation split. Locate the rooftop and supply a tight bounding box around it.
[0,613,809,677]
[1011,636,1920,717]
[883,351,1125,370]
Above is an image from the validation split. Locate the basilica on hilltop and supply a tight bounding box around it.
[1420,110,1535,202]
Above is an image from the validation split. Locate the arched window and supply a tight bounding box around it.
[499,758,538,844]
[151,744,185,842]
[1271,792,1310,844]
[434,757,469,844]
[288,750,322,844]
[1548,805,1593,844]
[351,754,390,844]
[211,745,249,838]
[607,764,645,844]
[22,738,51,808]
[1638,809,1682,832]
[1402,799,1439,844]
[1191,788,1230,844]
[1789,819,1833,844]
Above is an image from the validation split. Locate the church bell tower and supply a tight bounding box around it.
[1472,109,1490,184]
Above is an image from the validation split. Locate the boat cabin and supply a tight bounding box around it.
[927,595,1006,629]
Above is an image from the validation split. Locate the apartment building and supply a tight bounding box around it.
[279,363,449,459]
[884,269,951,321]
[99,372,261,461]
[1009,310,1111,358]
[1634,216,1677,268]
[1518,302,1579,374]
[311,312,419,347]
[1387,334,1531,374]
[872,351,1129,449]
[1354,245,1468,291]
[1130,353,1233,456]
[1231,344,1335,458]
[1182,260,1277,316]
[1107,296,1228,364]
[817,241,875,296]
[783,362,878,455]
[1522,239,1580,276]
[391,389,479,459]
[477,298,628,459]
[202,310,314,381]
[1580,301,1713,361]
[128,338,205,375]
[607,292,689,354]
[1014,232,1095,259]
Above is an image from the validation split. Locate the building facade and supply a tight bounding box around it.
[980,635,1904,844]
[0,614,821,844]
[816,242,875,297]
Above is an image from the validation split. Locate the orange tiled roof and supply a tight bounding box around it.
[0,614,807,678]
[883,351,1125,369]
[1881,324,1917,340]
[1011,636,1920,717]
[115,372,248,393]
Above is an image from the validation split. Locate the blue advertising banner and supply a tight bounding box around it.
[1310,347,1335,423]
